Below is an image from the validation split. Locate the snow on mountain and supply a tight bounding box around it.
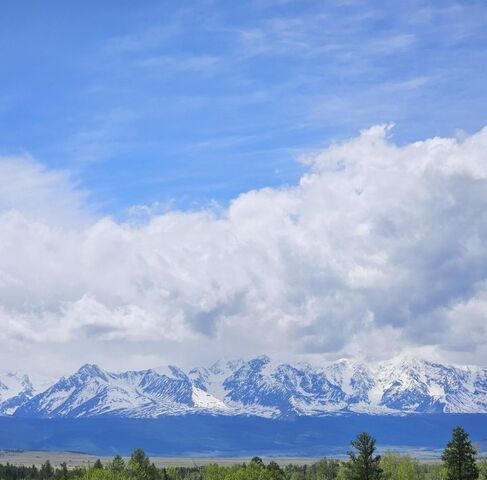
[5,357,487,418]
[13,363,231,418]
[191,386,230,411]
[0,372,54,415]
[14,364,194,418]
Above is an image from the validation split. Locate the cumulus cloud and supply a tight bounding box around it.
[1,125,487,373]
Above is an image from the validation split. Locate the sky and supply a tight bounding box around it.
[0,0,487,375]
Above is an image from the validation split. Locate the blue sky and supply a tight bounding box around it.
[1,1,487,374]
[1,0,487,213]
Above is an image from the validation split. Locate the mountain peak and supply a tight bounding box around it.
[77,363,107,378]
[249,355,271,367]
[152,365,187,380]
[5,357,487,418]
[208,358,245,374]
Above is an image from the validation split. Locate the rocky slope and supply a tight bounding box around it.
[6,356,487,418]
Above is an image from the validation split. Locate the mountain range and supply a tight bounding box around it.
[3,356,487,419]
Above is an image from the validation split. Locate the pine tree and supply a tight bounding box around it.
[40,460,54,480]
[31,464,39,480]
[347,432,383,480]
[108,455,126,475]
[250,457,265,468]
[59,462,68,480]
[442,426,479,480]
[267,461,285,480]
[128,449,159,480]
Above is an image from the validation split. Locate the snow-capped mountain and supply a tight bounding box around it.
[0,372,54,415]
[5,356,487,418]
[14,363,227,418]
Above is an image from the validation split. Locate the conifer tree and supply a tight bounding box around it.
[59,462,68,480]
[250,457,265,469]
[40,460,54,480]
[442,426,479,480]
[347,432,383,480]
[128,449,159,480]
[267,461,284,480]
[108,455,126,475]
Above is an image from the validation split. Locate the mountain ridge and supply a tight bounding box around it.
[5,356,487,419]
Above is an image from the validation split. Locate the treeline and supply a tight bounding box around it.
[1,426,487,480]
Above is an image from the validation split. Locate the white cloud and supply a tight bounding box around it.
[1,125,487,373]
[0,155,91,226]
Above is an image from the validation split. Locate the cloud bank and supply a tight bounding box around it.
[1,126,487,373]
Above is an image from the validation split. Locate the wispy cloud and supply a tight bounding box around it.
[103,25,180,55]
[65,108,140,164]
[135,54,221,73]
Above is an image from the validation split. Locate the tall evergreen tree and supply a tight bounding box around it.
[267,461,285,480]
[108,455,126,475]
[442,426,479,480]
[59,462,68,480]
[40,460,54,480]
[347,432,383,480]
[159,468,168,480]
[128,449,159,480]
[31,464,39,480]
